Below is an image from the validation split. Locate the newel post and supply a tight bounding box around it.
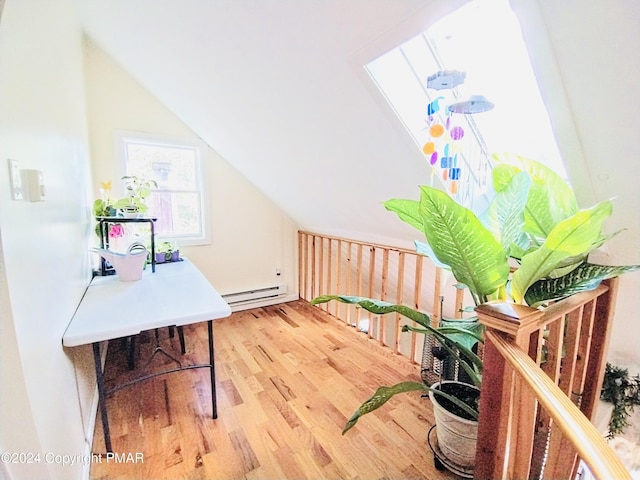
[473,302,544,480]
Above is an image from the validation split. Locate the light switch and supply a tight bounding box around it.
[21,169,45,202]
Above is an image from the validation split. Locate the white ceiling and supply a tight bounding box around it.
[77,0,640,255]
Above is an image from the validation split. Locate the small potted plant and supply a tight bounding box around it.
[155,241,180,264]
[113,175,157,218]
[93,180,120,240]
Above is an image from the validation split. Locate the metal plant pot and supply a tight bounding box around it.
[428,381,479,472]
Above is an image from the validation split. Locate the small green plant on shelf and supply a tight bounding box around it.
[601,363,640,438]
[113,176,157,215]
[93,180,116,218]
[155,241,179,263]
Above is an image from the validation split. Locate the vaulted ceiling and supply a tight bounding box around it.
[77,0,640,258]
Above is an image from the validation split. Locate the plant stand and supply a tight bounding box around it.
[427,425,474,478]
[96,216,157,276]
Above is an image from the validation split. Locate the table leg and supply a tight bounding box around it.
[208,320,217,419]
[177,326,186,354]
[92,342,112,452]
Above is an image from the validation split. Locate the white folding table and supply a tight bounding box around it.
[63,259,231,452]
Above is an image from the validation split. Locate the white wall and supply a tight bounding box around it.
[528,0,640,371]
[83,39,299,298]
[0,1,96,479]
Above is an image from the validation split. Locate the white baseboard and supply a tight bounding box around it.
[228,293,299,312]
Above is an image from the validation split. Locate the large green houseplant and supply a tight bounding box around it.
[312,153,639,434]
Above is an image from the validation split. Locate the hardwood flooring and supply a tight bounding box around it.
[90,300,457,480]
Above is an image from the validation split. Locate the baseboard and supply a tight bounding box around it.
[228,293,299,312]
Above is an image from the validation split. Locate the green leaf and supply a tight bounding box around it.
[525,263,640,307]
[311,295,483,384]
[491,163,521,192]
[414,240,451,269]
[342,381,479,434]
[310,295,431,328]
[511,200,613,303]
[493,153,578,238]
[417,186,509,303]
[384,198,423,233]
[482,170,530,252]
[342,382,428,434]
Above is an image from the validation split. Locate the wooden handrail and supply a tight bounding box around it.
[535,284,608,326]
[487,330,629,480]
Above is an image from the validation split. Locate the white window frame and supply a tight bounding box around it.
[114,130,211,246]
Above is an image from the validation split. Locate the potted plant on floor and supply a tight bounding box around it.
[312,153,639,473]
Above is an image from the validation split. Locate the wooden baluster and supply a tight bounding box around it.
[310,234,316,300]
[318,237,325,310]
[336,239,342,319]
[581,278,619,419]
[411,255,423,363]
[367,246,375,339]
[356,243,363,332]
[394,251,405,355]
[344,241,352,327]
[432,267,441,328]
[378,249,389,345]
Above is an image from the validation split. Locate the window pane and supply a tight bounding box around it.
[118,132,208,244]
[148,191,202,237]
[125,143,197,190]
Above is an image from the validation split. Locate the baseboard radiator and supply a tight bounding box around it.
[222,284,288,308]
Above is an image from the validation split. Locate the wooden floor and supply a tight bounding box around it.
[90,300,457,480]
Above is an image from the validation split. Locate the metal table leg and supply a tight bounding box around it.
[208,320,217,419]
[92,342,112,452]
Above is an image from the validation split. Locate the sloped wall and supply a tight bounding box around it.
[83,38,299,299]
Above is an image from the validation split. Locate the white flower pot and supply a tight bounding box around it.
[429,381,479,470]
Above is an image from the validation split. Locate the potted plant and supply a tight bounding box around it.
[312,154,639,471]
[155,241,180,264]
[601,363,640,439]
[113,175,157,217]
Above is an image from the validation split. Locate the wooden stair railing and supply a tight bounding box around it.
[298,231,468,364]
[475,280,628,480]
[299,231,627,479]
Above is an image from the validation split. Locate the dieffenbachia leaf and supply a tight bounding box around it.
[524,263,640,307]
[417,186,509,304]
[482,170,530,252]
[511,200,613,303]
[493,153,578,238]
[384,198,423,233]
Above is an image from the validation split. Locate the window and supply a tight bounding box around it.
[366,0,567,211]
[115,131,209,246]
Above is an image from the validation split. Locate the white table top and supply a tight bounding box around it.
[63,258,231,347]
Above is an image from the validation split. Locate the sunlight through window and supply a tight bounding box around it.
[366,0,567,211]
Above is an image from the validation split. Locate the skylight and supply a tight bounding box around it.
[366,0,567,210]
